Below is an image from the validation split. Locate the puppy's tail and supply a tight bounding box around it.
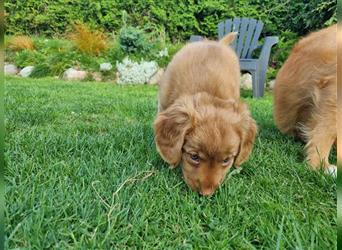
[219,32,238,46]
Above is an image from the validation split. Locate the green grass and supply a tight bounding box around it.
[5,77,336,249]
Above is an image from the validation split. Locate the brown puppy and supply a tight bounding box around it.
[154,33,257,196]
[273,24,337,176]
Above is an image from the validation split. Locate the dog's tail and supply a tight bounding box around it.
[219,32,238,46]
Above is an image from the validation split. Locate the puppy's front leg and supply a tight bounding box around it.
[304,119,336,176]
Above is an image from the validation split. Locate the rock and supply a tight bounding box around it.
[19,66,35,77]
[100,62,113,72]
[91,72,102,82]
[63,68,87,81]
[269,80,276,89]
[148,68,164,85]
[240,73,252,90]
[5,64,19,75]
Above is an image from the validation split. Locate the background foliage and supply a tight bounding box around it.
[5,1,337,81]
[5,0,336,41]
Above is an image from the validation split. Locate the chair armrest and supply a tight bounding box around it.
[260,36,279,61]
[264,36,279,47]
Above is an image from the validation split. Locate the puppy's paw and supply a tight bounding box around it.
[324,165,337,178]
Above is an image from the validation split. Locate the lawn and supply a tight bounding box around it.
[5,77,336,249]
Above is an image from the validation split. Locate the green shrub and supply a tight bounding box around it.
[6,0,335,80]
[5,0,336,41]
[33,38,71,53]
[46,50,76,76]
[270,30,299,69]
[30,64,51,78]
[266,67,277,82]
[154,43,183,68]
[5,49,16,64]
[7,36,128,78]
[32,38,77,76]
[76,53,101,71]
[107,40,126,64]
[14,50,45,68]
[118,26,151,53]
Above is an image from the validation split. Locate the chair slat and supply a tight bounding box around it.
[241,19,257,58]
[218,22,225,39]
[212,17,278,98]
[247,20,264,58]
[236,18,249,57]
[231,18,241,49]
[224,19,233,34]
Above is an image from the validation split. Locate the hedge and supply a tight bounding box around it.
[5,0,336,41]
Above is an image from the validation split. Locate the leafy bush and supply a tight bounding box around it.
[33,38,71,54]
[7,36,35,51]
[153,43,183,68]
[75,53,101,72]
[14,50,44,68]
[46,50,75,76]
[270,30,299,69]
[107,41,126,67]
[249,0,336,36]
[266,67,277,82]
[118,26,151,53]
[5,36,130,78]
[30,63,51,78]
[5,0,336,41]
[69,23,108,55]
[46,50,101,76]
[5,34,183,80]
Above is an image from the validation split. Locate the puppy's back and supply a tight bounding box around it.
[273,25,336,137]
[158,40,240,111]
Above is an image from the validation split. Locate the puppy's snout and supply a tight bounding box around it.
[199,184,218,196]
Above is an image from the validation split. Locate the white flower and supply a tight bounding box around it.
[158,48,169,58]
[116,57,159,85]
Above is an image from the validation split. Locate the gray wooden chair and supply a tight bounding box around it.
[190,17,278,98]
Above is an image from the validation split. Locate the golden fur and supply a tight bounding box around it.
[154,33,257,196]
[337,26,342,167]
[274,24,337,170]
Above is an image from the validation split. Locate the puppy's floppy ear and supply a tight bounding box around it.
[153,98,195,168]
[234,101,258,167]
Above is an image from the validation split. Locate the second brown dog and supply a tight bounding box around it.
[273,24,337,176]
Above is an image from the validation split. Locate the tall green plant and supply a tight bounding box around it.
[118,26,151,53]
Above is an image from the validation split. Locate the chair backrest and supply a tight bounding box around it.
[189,35,204,42]
[218,18,264,59]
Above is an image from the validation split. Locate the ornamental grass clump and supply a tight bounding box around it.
[7,36,35,51]
[69,23,108,56]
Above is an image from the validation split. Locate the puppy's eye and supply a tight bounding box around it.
[189,154,200,165]
[191,154,200,161]
[222,157,232,166]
